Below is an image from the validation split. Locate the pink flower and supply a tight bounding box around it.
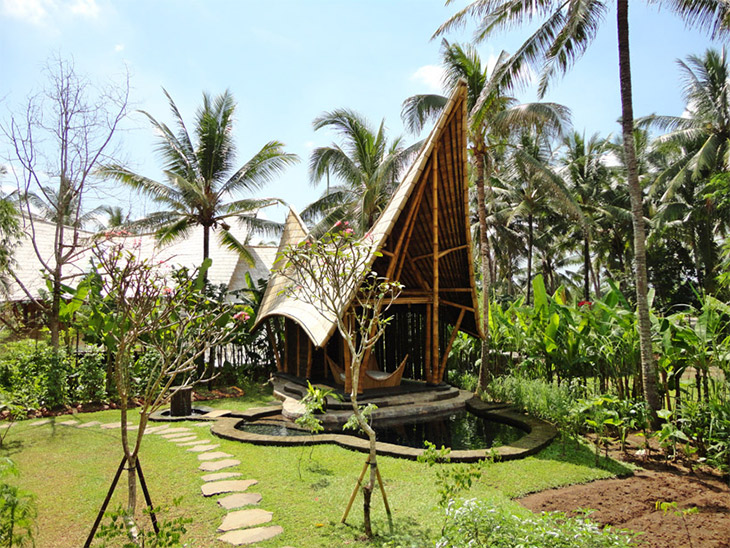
[578,300,592,307]
[333,221,342,228]
[344,228,354,235]
[233,311,250,321]
[162,287,173,295]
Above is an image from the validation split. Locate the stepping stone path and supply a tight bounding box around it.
[201,479,257,497]
[217,492,263,510]
[197,451,233,461]
[218,509,273,532]
[74,409,283,545]
[30,419,51,427]
[187,443,220,452]
[199,458,240,472]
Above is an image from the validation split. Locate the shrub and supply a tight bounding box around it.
[438,499,638,547]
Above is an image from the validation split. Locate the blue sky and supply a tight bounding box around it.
[0,0,722,227]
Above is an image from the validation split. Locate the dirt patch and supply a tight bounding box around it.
[519,464,730,547]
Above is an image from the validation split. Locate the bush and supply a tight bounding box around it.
[0,340,107,410]
[486,374,586,425]
[438,499,638,547]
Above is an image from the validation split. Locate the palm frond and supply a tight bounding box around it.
[220,141,298,196]
[401,94,448,135]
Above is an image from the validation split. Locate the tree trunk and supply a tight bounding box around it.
[527,212,533,306]
[474,149,492,392]
[616,0,661,420]
[350,380,377,538]
[583,234,591,301]
[203,224,210,262]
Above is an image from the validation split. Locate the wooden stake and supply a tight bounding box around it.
[341,460,369,523]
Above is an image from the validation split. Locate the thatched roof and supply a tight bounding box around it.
[5,217,275,302]
[255,80,481,347]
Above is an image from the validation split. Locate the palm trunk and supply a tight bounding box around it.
[583,234,591,301]
[617,0,661,420]
[527,212,533,306]
[475,148,492,392]
[203,224,210,262]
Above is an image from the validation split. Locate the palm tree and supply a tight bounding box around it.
[100,89,298,264]
[560,131,611,299]
[303,109,418,235]
[434,0,730,417]
[402,39,569,388]
[639,48,730,293]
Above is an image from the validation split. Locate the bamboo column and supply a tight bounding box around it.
[431,149,440,384]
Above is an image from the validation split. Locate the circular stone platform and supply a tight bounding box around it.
[209,390,557,462]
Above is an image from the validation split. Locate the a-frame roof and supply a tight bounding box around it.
[254,80,481,346]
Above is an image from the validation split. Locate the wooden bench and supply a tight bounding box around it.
[326,354,408,390]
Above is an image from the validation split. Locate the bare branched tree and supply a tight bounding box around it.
[3,56,128,348]
[277,225,402,537]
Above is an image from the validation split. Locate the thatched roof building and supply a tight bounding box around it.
[255,81,481,392]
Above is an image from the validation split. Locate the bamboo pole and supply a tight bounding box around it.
[439,308,465,383]
[305,340,313,379]
[432,149,440,384]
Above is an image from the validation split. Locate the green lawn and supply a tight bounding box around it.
[2,392,633,547]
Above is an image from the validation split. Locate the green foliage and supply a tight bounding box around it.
[0,458,36,548]
[438,499,638,548]
[295,382,342,434]
[0,341,107,410]
[417,442,486,508]
[94,499,191,548]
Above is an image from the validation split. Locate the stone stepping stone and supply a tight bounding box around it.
[201,479,257,497]
[100,422,133,429]
[127,425,139,431]
[144,425,170,434]
[161,432,193,440]
[200,409,231,419]
[159,429,191,437]
[187,444,219,452]
[29,419,51,427]
[217,509,272,532]
[217,492,262,510]
[172,436,199,444]
[193,422,212,427]
[77,421,101,428]
[0,424,9,430]
[201,472,242,482]
[199,459,240,472]
[198,451,233,461]
[59,420,79,426]
[217,525,282,546]
[154,427,189,435]
[177,440,210,447]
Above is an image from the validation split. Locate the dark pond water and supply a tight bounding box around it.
[236,411,525,450]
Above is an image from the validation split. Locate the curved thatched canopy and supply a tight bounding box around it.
[255,80,481,384]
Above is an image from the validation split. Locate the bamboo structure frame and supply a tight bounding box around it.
[254,81,483,386]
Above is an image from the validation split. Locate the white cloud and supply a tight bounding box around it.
[1,0,52,25]
[1,0,99,25]
[114,43,125,53]
[69,0,98,18]
[410,65,445,93]
[304,140,315,150]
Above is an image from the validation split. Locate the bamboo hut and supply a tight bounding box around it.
[254,81,482,393]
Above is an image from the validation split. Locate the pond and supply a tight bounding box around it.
[235,410,525,451]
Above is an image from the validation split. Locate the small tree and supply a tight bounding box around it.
[278,223,402,537]
[80,239,243,543]
[3,56,128,349]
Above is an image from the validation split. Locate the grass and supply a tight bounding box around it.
[2,389,634,547]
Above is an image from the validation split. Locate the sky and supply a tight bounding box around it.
[0,0,724,229]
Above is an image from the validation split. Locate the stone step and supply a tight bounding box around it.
[217,525,283,546]
[201,472,242,482]
[217,492,262,510]
[201,479,257,497]
[198,451,233,461]
[199,459,240,472]
[217,509,272,532]
[187,444,220,453]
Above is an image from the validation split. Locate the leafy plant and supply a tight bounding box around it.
[0,459,36,548]
[94,499,191,548]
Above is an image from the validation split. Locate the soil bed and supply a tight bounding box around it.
[519,445,730,548]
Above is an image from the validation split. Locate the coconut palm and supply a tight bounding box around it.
[402,39,569,387]
[560,131,612,299]
[100,89,298,263]
[639,48,730,293]
[434,0,730,417]
[303,109,419,235]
